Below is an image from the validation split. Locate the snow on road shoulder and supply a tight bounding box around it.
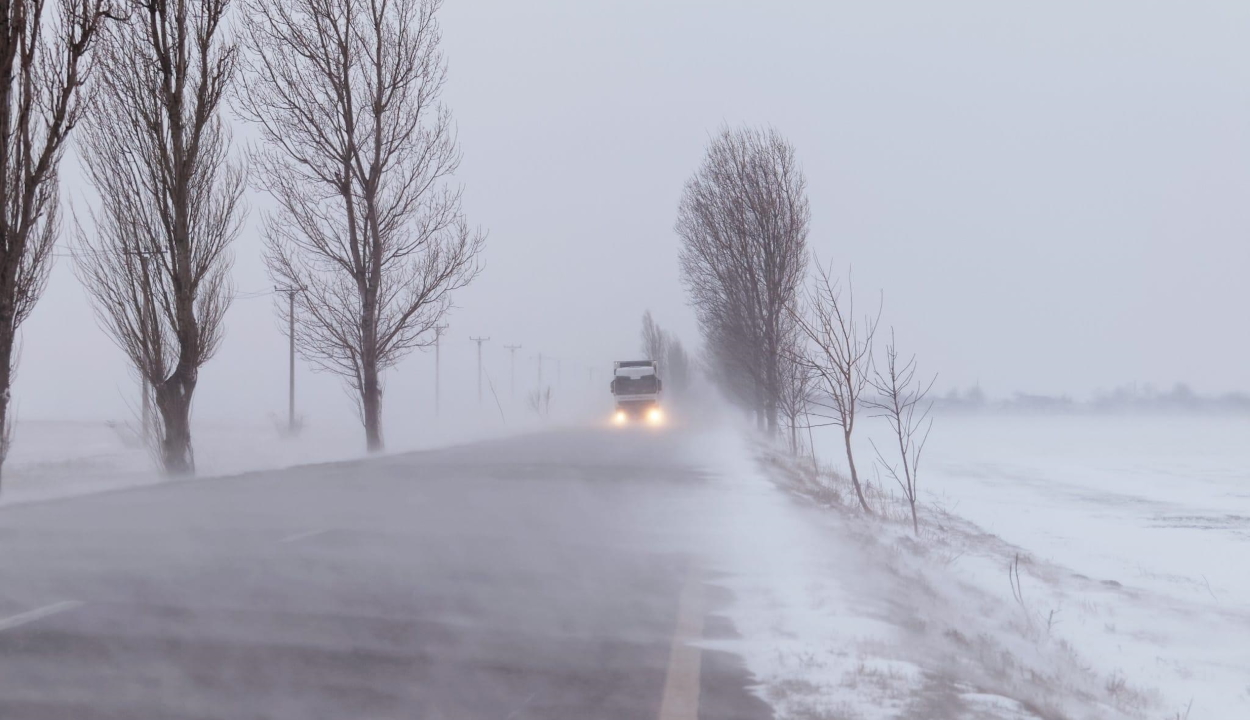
[683,427,923,719]
[0,417,515,507]
[684,425,1170,720]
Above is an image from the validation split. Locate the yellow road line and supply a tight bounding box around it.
[657,570,705,720]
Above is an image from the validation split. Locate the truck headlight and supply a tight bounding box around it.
[613,410,628,425]
[646,407,664,425]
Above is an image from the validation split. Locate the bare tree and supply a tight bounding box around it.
[528,386,551,418]
[664,335,691,397]
[640,309,667,363]
[867,329,935,535]
[641,310,694,398]
[0,0,115,485]
[797,262,879,513]
[777,326,815,455]
[702,307,762,417]
[76,0,243,475]
[677,126,808,434]
[236,0,483,451]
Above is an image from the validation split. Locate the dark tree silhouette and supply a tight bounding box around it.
[0,0,115,485]
[76,0,243,475]
[677,126,808,433]
[236,0,484,451]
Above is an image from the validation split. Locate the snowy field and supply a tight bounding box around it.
[697,414,1250,720]
[921,414,1250,607]
[920,415,1250,718]
[0,384,616,507]
[0,420,363,506]
[0,413,538,507]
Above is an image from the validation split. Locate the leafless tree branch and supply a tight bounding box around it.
[792,261,880,513]
[235,0,483,451]
[777,315,816,455]
[0,0,116,486]
[677,125,808,434]
[865,327,936,534]
[75,0,243,475]
[640,309,667,364]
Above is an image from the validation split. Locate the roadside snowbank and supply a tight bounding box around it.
[686,420,1229,720]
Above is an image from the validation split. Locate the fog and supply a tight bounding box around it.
[9,0,1248,430]
[1,3,1248,718]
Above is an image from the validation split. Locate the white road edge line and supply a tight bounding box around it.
[0,600,83,633]
[280,528,331,543]
[657,570,704,720]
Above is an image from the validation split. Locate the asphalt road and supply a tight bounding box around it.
[0,428,772,720]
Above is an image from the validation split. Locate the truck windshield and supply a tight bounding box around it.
[614,375,659,394]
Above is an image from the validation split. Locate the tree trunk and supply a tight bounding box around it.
[155,374,195,475]
[753,380,765,431]
[359,271,384,452]
[362,357,383,452]
[843,428,872,513]
[765,348,779,436]
[0,319,13,491]
[910,501,919,536]
[789,418,797,454]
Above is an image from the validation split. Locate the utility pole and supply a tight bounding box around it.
[433,324,448,417]
[123,248,163,439]
[503,344,522,398]
[276,286,301,433]
[470,336,490,405]
[139,254,153,435]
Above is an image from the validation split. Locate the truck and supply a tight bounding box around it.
[609,360,664,425]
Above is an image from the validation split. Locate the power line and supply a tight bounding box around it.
[55,248,275,301]
[50,247,118,259]
[231,289,274,300]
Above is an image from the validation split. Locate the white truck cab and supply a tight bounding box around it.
[609,360,663,424]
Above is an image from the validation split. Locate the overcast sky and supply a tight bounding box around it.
[14,0,1250,425]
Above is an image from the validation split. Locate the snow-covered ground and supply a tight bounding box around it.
[0,411,540,506]
[5,410,1244,718]
[0,419,361,506]
[919,415,1250,719]
[0,379,617,507]
[693,414,1250,720]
